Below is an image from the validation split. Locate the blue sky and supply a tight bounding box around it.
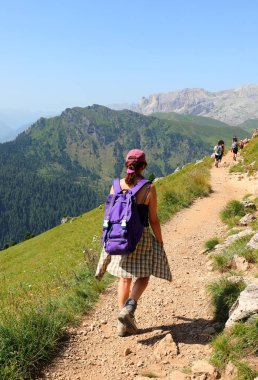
[1,0,258,127]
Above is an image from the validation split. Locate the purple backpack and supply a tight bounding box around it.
[102,178,150,255]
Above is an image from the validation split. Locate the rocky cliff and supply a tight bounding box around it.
[111,84,258,126]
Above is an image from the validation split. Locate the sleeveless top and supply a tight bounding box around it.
[121,181,150,227]
[137,204,149,227]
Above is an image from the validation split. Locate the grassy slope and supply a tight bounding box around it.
[241,136,258,171]
[0,207,103,308]
[230,136,258,173]
[154,112,250,147]
[237,118,258,133]
[208,139,258,379]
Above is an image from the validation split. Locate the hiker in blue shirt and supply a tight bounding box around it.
[231,137,239,161]
[96,149,171,337]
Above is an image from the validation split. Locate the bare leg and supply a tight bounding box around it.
[118,278,132,310]
[130,277,149,302]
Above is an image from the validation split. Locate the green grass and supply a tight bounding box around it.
[220,200,246,227]
[211,320,258,379]
[230,164,245,173]
[205,237,220,251]
[153,112,249,147]
[227,228,243,236]
[0,269,111,379]
[156,157,212,223]
[241,137,258,173]
[211,235,257,272]
[212,254,232,272]
[142,373,159,378]
[208,278,246,324]
[0,156,213,379]
[181,367,192,374]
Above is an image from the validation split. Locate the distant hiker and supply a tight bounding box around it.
[218,139,225,161]
[240,140,244,149]
[231,139,239,161]
[95,149,172,337]
[232,136,238,143]
[213,141,223,167]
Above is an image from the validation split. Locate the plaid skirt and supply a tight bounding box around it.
[95,227,172,281]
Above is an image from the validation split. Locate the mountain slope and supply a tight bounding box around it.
[237,118,258,133]
[153,112,249,146]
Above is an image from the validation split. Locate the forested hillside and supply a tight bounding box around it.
[0,105,246,248]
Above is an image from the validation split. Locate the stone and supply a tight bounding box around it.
[191,360,218,380]
[224,228,254,246]
[124,347,132,356]
[241,200,257,210]
[246,313,258,324]
[226,275,244,284]
[238,213,256,226]
[242,276,258,286]
[232,255,249,271]
[214,243,225,252]
[206,260,214,271]
[247,232,258,249]
[153,333,178,360]
[226,284,258,327]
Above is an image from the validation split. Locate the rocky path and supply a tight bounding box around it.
[42,155,257,380]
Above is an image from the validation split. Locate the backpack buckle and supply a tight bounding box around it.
[121,219,127,228]
[103,219,109,228]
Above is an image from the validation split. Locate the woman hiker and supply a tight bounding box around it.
[95,149,172,337]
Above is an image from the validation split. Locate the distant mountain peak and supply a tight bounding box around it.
[110,84,258,125]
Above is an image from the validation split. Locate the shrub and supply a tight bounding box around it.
[208,278,246,324]
[0,268,111,379]
[205,237,219,251]
[229,165,245,173]
[212,254,232,272]
[220,200,246,226]
[211,320,258,379]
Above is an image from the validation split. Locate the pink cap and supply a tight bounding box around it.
[126,168,136,174]
[125,149,146,164]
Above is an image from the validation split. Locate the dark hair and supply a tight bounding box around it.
[125,161,147,185]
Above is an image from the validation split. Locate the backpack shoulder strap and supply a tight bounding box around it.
[113,179,121,195]
[140,183,152,204]
[130,179,150,196]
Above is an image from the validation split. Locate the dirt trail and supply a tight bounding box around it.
[42,154,257,380]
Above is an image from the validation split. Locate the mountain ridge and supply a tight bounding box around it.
[0,105,248,248]
[109,84,258,125]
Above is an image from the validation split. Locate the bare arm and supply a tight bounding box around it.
[148,185,163,244]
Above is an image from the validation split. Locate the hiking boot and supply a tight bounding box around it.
[118,298,139,334]
[116,319,127,337]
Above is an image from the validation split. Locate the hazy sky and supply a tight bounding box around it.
[1,0,258,125]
